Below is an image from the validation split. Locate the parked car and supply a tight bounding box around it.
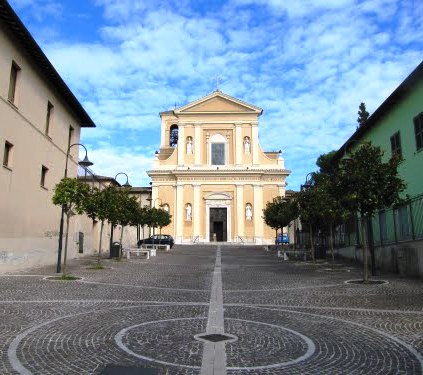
[138,234,174,248]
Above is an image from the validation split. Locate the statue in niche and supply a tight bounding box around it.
[245,203,253,221]
[186,137,193,154]
[163,204,169,212]
[185,203,192,221]
[244,136,250,154]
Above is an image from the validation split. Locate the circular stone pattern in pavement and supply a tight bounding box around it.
[8,307,422,374]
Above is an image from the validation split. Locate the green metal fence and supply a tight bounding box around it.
[334,193,423,248]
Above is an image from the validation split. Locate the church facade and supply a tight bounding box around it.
[147,91,290,244]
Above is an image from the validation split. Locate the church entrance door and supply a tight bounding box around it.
[210,208,227,242]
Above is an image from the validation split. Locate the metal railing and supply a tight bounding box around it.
[334,193,423,248]
[192,235,199,244]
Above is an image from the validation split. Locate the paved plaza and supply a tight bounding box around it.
[0,245,422,374]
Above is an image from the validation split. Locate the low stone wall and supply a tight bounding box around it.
[334,240,423,277]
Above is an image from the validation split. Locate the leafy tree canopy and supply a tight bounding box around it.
[52,178,90,215]
[263,196,298,230]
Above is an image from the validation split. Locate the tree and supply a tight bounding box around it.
[114,188,139,256]
[84,185,119,264]
[296,183,323,263]
[146,207,171,240]
[52,178,90,275]
[156,209,172,236]
[357,102,369,127]
[314,152,349,267]
[263,196,298,244]
[338,142,406,281]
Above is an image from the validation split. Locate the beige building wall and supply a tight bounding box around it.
[148,91,291,244]
[0,8,97,272]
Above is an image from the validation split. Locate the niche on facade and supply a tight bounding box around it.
[243,136,251,154]
[245,203,253,220]
[162,204,169,212]
[169,124,179,147]
[186,136,193,154]
[185,203,192,221]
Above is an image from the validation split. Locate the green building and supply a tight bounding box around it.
[333,60,423,276]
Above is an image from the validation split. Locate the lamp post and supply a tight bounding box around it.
[57,143,93,273]
[114,172,132,188]
[300,172,314,191]
[341,139,366,162]
[109,172,132,257]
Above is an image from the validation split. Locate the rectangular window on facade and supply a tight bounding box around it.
[414,112,423,151]
[8,61,20,104]
[211,143,225,165]
[3,141,13,168]
[68,125,74,151]
[40,165,48,187]
[390,131,401,156]
[45,101,54,136]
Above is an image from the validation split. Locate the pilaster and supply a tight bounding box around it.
[176,184,184,242]
[253,184,263,242]
[177,124,185,166]
[194,124,201,166]
[193,184,201,239]
[236,184,244,238]
[252,123,259,165]
[235,123,242,166]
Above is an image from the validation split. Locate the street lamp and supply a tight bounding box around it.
[114,172,132,188]
[57,143,93,273]
[146,197,163,208]
[301,172,314,191]
[341,139,366,162]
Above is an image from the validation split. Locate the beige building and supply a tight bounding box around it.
[148,91,290,244]
[0,1,99,271]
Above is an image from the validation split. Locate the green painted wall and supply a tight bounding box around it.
[358,79,423,198]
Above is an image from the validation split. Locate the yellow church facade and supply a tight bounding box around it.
[147,91,290,244]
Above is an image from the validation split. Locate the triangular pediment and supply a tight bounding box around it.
[175,91,262,114]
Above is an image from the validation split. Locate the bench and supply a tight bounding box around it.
[124,247,156,260]
[141,244,170,252]
[277,249,311,261]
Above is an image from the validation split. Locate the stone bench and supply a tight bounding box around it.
[277,249,311,261]
[124,248,156,260]
[141,244,170,252]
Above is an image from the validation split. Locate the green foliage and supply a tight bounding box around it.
[263,196,298,230]
[357,102,369,127]
[146,207,172,231]
[52,178,90,215]
[338,143,406,217]
[83,185,118,222]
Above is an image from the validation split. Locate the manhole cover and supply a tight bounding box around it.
[197,333,233,342]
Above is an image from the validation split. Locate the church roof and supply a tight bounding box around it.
[160,90,263,116]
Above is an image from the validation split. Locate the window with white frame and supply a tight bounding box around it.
[209,134,227,165]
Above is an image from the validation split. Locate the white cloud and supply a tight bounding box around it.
[18,0,422,191]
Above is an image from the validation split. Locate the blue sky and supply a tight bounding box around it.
[9,0,423,189]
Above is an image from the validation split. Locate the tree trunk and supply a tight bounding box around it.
[109,223,115,258]
[310,225,315,263]
[119,226,124,258]
[361,215,369,282]
[329,223,335,269]
[63,213,71,275]
[98,220,104,265]
[367,217,376,276]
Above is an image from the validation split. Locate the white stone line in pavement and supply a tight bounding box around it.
[245,305,423,370]
[200,245,227,375]
[224,283,345,292]
[1,299,422,315]
[115,317,204,369]
[80,280,207,292]
[237,303,423,315]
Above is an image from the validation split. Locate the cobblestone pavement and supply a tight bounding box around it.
[0,245,422,374]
